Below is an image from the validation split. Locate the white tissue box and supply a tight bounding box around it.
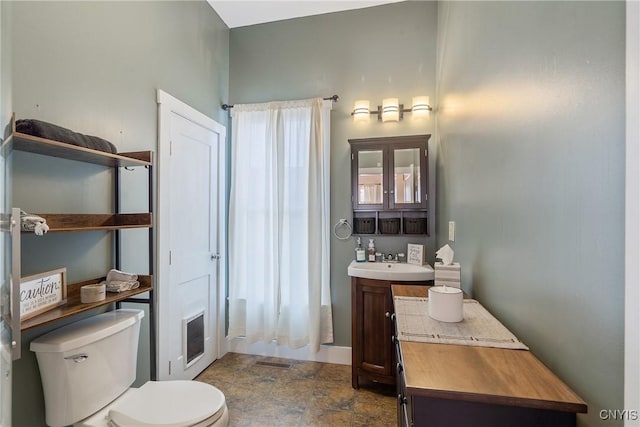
[435,262,461,288]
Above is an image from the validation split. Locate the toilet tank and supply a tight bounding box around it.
[30,309,144,427]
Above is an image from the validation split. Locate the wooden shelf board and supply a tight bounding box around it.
[22,213,152,233]
[12,132,152,168]
[21,275,153,331]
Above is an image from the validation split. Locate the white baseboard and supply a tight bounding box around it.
[221,337,351,365]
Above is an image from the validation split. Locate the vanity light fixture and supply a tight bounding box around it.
[352,100,373,122]
[411,96,431,119]
[351,96,432,122]
[381,98,400,122]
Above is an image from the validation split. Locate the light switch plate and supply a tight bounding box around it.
[448,221,455,241]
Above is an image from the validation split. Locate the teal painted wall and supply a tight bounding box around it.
[10,2,229,425]
[0,0,10,139]
[436,2,625,425]
[229,1,439,347]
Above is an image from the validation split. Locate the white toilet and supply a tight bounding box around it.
[30,309,229,427]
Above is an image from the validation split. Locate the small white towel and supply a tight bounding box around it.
[104,280,140,293]
[104,269,139,293]
[20,210,49,236]
[106,269,138,283]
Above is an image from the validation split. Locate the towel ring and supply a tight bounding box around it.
[333,219,352,240]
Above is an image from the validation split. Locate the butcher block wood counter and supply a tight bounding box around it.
[391,284,587,427]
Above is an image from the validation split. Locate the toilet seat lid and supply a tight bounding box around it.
[108,380,225,427]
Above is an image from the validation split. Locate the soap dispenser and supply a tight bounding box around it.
[368,239,376,262]
[355,237,366,262]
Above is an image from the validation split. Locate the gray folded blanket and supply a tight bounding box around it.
[20,210,49,235]
[16,119,118,154]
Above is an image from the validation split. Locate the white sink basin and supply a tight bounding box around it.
[347,260,435,281]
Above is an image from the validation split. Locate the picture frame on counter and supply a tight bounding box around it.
[20,267,67,321]
[407,243,425,265]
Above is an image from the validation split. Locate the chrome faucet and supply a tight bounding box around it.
[383,252,406,263]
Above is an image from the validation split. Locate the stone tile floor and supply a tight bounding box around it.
[195,352,397,426]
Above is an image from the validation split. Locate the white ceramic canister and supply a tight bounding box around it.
[80,283,106,303]
[428,286,463,322]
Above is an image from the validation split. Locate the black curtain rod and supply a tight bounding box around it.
[222,94,339,111]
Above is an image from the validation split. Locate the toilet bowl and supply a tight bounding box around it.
[30,309,228,427]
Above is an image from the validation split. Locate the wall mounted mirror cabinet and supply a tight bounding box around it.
[349,135,430,235]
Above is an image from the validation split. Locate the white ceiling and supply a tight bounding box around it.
[208,0,403,29]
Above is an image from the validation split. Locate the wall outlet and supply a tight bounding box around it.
[448,221,455,241]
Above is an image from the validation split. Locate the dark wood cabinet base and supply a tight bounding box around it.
[410,396,576,427]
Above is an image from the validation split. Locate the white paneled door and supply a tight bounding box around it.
[157,91,226,381]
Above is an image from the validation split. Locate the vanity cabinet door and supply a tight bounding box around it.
[351,277,396,388]
[393,307,412,427]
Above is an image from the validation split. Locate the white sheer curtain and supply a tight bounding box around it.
[228,97,333,352]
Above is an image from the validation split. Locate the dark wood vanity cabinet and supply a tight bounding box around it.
[349,135,430,235]
[351,277,430,389]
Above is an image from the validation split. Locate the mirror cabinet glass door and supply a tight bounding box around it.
[357,150,384,206]
[393,147,421,205]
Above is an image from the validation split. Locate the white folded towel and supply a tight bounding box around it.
[104,280,140,293]
[104,269,139,293]
[106,269,138,283]
[20,210,49,236]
